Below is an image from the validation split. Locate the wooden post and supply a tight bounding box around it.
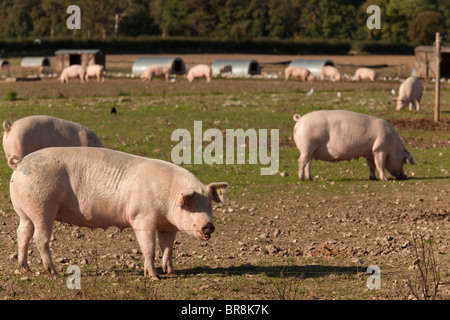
[434,33,441,122]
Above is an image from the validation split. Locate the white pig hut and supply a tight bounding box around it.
[211,59,261,76]
[131,57,186,76]
[54,49,105,72]
[0,59,10,68]
[414,45,450,79]
[287,59,335,76]
[20,56,51,68]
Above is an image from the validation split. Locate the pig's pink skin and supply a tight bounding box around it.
[187,64,212,83]
[293,110,415,182]
[9,147,228,280]
[59,65,86,83]
[2,115,103,170]
[141,65,170,82]
[285,66,314,82]
[354,67,379,81]
[320,66,341,81]
[86,64,105,82]
[395,76,422,112]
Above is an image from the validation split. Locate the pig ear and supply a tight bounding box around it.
[207,182,228,204]
[178,188,195,206]
[403,151,416,165]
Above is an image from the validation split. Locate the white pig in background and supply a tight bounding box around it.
[392,76,423,111]
[320,66,341,81]
[59,64,86,83]
[187,64,212,83]
[284,66,314,82]
[9,147,228,280]
[2,115,103,169]
[353,67,379,81]
[86,64,105,82]
[293,110,415,181]
[141,65,171,82]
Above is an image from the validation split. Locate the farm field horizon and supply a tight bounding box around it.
[0,54,449,300]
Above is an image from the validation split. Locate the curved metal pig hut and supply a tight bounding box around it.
[211,59,261,76]
[288,59,335,76]
[131,57,186,76]
[20,56,51,67]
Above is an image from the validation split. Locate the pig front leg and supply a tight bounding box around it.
[366,159,377,180]
[158,231,177,275]
[133,225,159,280]
[373,151,388,181]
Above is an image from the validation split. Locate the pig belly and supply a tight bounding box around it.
[55,200,130,230]
[313,143,372,162]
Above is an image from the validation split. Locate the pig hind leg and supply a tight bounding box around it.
[298,153,313,181]
[158,231,177,275]
[30,205,58,274]
[16,213,34,272]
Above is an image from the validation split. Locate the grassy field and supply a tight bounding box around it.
[0,61,449,300]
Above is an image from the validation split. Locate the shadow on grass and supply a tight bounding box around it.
[177,264,366,279]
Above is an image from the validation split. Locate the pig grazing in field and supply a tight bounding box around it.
[141,65,170,82]
[86,64,105,82]
[393,76,422,112]
[9,147,228,280]
[293,110,415,181]
[2,115,103,169]
[354,67,379,81]
[59,64,86,83]
[187,64,212,83]
[320,66,341,81]
[285,66,314,82]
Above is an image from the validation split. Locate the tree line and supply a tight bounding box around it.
[0,0,448,45]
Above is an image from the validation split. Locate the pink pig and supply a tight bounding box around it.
[86,64,105,82]
[320,66,341,81]
[293,110,415,181]
[9,147,228,280]
[354,67,379,81]
[187,64,212,83]
[59,65,86,83]
[392,76,423,112]
[285,66,314,82]
[141,65,170,82]
[2,115,103,169]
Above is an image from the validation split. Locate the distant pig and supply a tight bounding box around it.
[285,66,314,82]
[354,67,379,81]
[86,64,105,82]
[392,76,422,112]
[2,115,103,169]
[187,64,212,83]
[9,147,228,280]
[141,65,170,82]
[38,66,53,77]
[218,64,232,74]
[320,66,341,81]
[59,64,86,83]
[293,110,415,181]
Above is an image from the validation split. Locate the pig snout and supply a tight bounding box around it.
[200,222,215,240]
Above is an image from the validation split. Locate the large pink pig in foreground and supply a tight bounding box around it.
[293,110,415,181]
[59,65,86,83]
[86,64,105,82]
[9,147,228,280]
[3,115,103,169]
[141,65,170,82]
[354,67,379,81]
[285,66,314,82]
[187,64,212,83]
[393,76,422,112]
